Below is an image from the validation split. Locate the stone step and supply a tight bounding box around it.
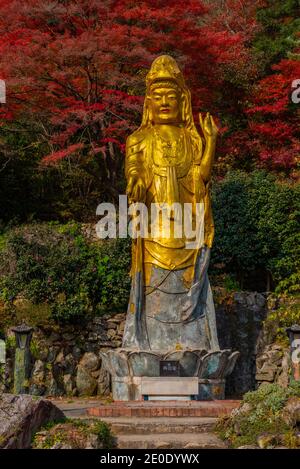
[116,432,227,449]
[87,400,240,418]
[101,416,217,434]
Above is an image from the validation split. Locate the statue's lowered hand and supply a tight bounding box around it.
[126,176,146,203]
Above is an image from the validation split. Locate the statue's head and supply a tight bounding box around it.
[141,55,194,130]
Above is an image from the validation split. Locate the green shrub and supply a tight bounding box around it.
[32,419,114,449]
[211,170,299,293]
[264,294,300,344]
[217,383,300,448]
[0,222,131,325]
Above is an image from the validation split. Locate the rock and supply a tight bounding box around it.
[76,366,97,396]
[83,342,98,353]
[64,353,76,375]
[267,349,283,365]
[97,366,111,396]
[237,445,258,449]
[255,294,266,308]
[282,397,300,427]
[107,329,116,339]
[112,340,122,348]
[106,321,118,329]
[107,313,125,323]
[55,351,64,365]
[88,332,99,342]
[277,351,290,388]
[156,441,171,449]
[233,292,247,305]
[29,360,46,395]
[45,370,59,396]
[49,332,61,343]
[85,433,102,449]
[92,317,103,325]
[72,346,82,361]
[257,433,279,449]
[63,374,74,395]
[31,360,45,381]
[51,442,72,449]
[255,363,278,382]
[47,346,59,363]
[62,332,75,341]
[0,394,65,449]
[246,293,256,307]
[79,352,100,371]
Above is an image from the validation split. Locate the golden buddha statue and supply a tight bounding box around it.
[122,55,220,352]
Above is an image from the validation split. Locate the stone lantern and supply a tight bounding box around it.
[11,323,33,394]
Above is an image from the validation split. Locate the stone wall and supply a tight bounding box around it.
[216,291,268,397]
[255,344,290,387]
[2,292,280,398]
[3,313,125,397]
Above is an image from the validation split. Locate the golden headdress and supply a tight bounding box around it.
[146,55,185,93]
[140,55,202,161]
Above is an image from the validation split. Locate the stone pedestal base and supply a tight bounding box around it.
[111,376,225,401]
[101,348,239,401]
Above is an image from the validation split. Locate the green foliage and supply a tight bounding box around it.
[217,383,300,448]
[5,335,16,351]
[30,339,40,360]
[0,222,131,324]
[32,419,114,449]
[91,420,115,449]
[96,238,131,313]
[253,0,300,71]
[0,233,7,252]
[0,123,124,224]
[243,383,289,412]
[264,294,300,344]
[211,170,299,293]
[0,170,298,327]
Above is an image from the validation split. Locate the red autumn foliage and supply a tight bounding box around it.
[0,0,297,178]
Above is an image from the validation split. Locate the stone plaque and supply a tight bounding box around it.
[0,339,5,364]
[160,360,180,377]
[141,377,198,396]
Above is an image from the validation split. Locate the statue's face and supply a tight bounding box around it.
[149,87,181,124]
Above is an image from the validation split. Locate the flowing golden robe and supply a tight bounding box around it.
[125,125,214,287]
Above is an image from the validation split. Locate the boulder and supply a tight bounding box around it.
[76,366,97,396]
[0,393,65,449]
[63,374,73,395]
[257,433,280,449]
[78,352,100,371]
[29,360,46,395]
[282,397,300,427]
[97,366,111,396]
[255,363,277,382]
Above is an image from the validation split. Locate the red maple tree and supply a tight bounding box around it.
[2,0,281,189]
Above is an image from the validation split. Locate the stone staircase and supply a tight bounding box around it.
[85,400,239,449]
[101,416,224,449]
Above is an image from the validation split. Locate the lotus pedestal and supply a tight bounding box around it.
[101,349,239,401]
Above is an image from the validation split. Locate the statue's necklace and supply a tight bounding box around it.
[154,127,184,165]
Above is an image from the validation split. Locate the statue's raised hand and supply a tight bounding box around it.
[126,176,146,203]
[199,112,218,141]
